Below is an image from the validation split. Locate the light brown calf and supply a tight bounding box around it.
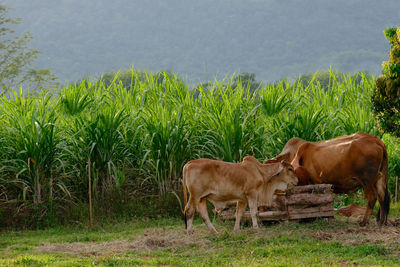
[182,156,298,234]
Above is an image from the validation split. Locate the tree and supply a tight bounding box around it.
[297,70,370,91]
[97,68,180,90]
[0,5,57,93]
[232,72,262,94]
[372,26,400,136]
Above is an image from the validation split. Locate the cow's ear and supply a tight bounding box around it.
[280,160,292,168]
[271,165,284,177]
[264,152,289,164]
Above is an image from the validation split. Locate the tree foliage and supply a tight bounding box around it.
[232,72,262,94]
[297,70,371,91]
[97,69,177,90]
[0,5,57,93]
[372,26,400,136]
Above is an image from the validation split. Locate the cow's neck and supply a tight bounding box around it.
[258,178,286,207]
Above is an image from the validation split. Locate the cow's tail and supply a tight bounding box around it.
[182,164,188,229]
[377,145,390,224]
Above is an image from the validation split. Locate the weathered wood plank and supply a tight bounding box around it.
[274,189,287,196]
[243,210,288,221]
[288,203,333,214]
[259,214,288,221]
[258,210,287,217]
[286,184,333,195]
[286,193,333,205]
[219,209,235,220]
[219,210,288,221]
[289,210,334,220]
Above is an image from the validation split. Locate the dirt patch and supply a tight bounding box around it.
[36,227,211,256]
[389,219,400,226]
[34,218,400,257]
[4,244,20,252]
[312,218,400,248]
[144,237,172,248]
[312,231,333,241]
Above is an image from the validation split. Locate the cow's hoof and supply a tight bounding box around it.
[187,229,194,235]
[358,221,368,227]
[377,220,388,227]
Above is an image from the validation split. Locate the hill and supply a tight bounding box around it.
[3,0,400,83]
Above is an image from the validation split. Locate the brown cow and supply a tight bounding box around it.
[182,156,298,234]
[266,132,390,226]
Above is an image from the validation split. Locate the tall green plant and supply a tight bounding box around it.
[0,91,68,215]
[196,80,262,162]
[0,69,395,227]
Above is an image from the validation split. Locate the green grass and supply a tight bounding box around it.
[1,215,399,266]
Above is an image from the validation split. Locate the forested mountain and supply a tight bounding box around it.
[3,0,400,83]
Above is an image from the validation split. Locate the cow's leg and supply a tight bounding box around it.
[234,201,247,231]
[247,195,259,229]
[376,172,390,226]
[360,186,377,227]
[197,198,218,234]
[185,196,196,235]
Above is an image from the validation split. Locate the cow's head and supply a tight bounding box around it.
[264,137,307,164]
[294,166,311,185]
[270,160,298,190]
[291,155,311,185]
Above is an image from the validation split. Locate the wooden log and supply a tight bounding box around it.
[219,209,236,221]
[288,203,333,214]
[219,210,288,221]
[274,189,287,196]
[286,184,333,195]
[286,193,333,205]
[289,210,334,220]
[259,214,288,221]
[242,210,288,221]
[258,210,287,218]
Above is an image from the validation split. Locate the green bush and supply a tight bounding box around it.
[372,26,400,136]
[297,70,371,91]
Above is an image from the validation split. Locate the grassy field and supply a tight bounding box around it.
[1,71,400,266]
[1,204,400,266]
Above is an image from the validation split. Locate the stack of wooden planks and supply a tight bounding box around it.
[219,184,334,222]
[286,184,334,221]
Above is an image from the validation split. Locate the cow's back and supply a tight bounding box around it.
[184,158,263,204]
[293,134,384,193]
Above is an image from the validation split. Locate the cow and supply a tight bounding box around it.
[266,132,390,226]
[182,156,298,234]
